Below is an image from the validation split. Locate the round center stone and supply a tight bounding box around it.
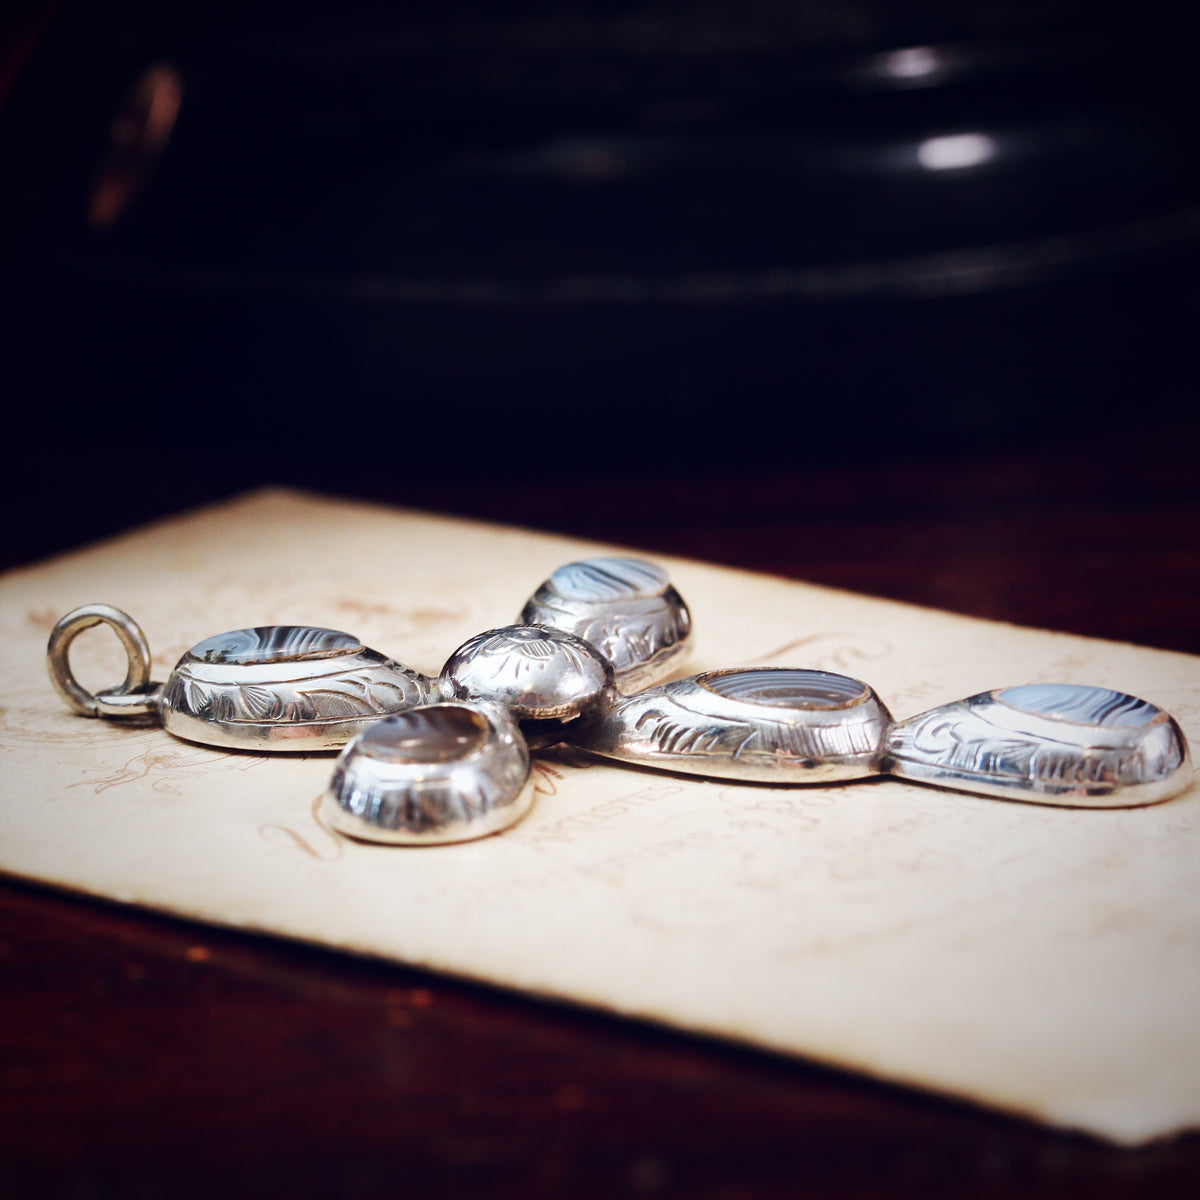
[997,684,1160,728]
[701,668,868,709]
[359,706,490,764]
[549,558,668,602]
[188,626,361,665]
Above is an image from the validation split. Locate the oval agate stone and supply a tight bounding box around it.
[700,669,868,709]
[548,557,669,602]
[325,700,533,844]
[357,706,490,765]
[997,683,1161,728]
[188,626,362,665]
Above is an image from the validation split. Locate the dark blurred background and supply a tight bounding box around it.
[3,0,1198,637]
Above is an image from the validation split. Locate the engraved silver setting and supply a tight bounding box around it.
[569,667,892,783]
[160,627,433,751]
[883,683,1193,806]
[520,557,692,690]
[322,702,533,844]
[439,624,613,719]
[47,607,433,752]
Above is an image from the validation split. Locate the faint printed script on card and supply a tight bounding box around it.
[1,489,1198,1146]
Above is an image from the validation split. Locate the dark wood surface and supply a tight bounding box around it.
[2,432,1198,1199]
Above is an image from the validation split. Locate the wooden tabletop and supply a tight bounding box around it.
[2,430,1198,1198]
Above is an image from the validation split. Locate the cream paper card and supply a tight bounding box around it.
[2,489,1197,1146]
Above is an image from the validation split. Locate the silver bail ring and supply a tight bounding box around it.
[47,604,160,719]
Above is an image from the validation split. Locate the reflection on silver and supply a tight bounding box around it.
[569,667,891,783]
[883,683,1192,806]
[519,557,691,689]
[439,624,613,719]
[47,605,433,752]
[322,702,533,844]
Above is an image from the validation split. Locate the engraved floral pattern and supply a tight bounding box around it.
[162,669,424,726]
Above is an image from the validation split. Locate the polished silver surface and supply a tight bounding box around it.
[520,557,691,689]
[322,702,533,844]
[883,683,1192,806]
[439,624,613,719]
[48,607,433,752]
[569,667,891,782]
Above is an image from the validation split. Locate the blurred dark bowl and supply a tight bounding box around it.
[3,0,1198,557]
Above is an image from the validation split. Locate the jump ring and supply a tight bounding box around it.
[47,604,154,717]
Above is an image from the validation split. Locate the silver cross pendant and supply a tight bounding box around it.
[48,557,1191,845]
